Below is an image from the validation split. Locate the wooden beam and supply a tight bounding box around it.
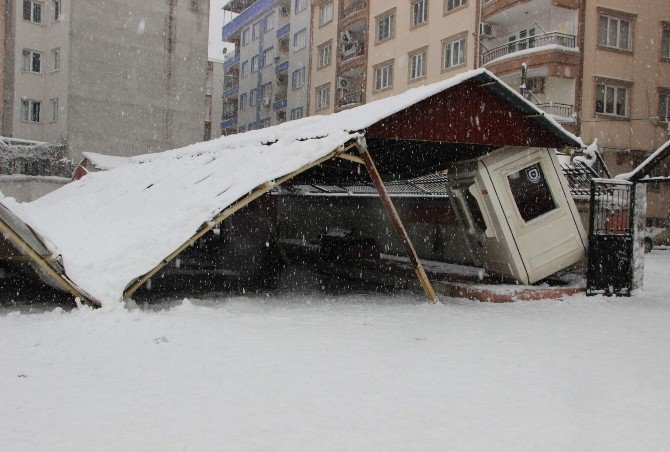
[0,218,98,306]
[356,137,438,303]
[335,153,365,165]
[123,141,359,301]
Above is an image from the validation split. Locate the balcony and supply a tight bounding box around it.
[273,97,287,111]
[338,91,363,108]
[223,51,240,69]
[222,0,281,40]
[340,42,365,63]
[341,0,367,20]
[536,102,574,119]
[221,85,239,99]
[276,23,290,39]
[275,60,289,74]
[483,0,580,22]
[220,117,238,129]
[482,32,577,66]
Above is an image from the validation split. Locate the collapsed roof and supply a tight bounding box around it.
[0,69,582,307]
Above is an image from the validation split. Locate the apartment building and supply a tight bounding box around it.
[205,59,225,140]
[221,0,311,134]
[308,0,478,115]
[1,0,210,162]
[478,0,670,223]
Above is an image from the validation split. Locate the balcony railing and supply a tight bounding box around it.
[341,0,367,19]
[536,102,574,118]
[482,32,577,65]
[221,85,239,99]
[340,43,365,63]
[223,51,240,69]
[273,97,287,111]
[338,91,363,108]
[220,117,238,129]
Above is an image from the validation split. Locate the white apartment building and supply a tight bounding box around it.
[221,0,310,134]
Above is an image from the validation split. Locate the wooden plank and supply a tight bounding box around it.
[356,137,438,303]
[0,218,98,306]
[123,141,359,300]
[335,153,365,165]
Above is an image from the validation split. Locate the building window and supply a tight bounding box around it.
[252,21,262,40]
[374,60,393,91]
[295,0,308,14]
[292,67,305,89]
[242,28,250,46]
[445,0,467,12]
[598,14,632,51]
[50,98,58,122]
[52,48,60,71]
[443,36,466,69]
[662,27,670,60]
[317,41,332,68]
[262,47,274,67]
[23,0,42,23]
[659,90,670,123]
[239,93,247,110]
[316,83,330,110]
[595,82,628,117]
[265,12,275,31]
[411,0,428,28]
[250,89,257,106]
[508,163,557,222]
[377,10,395,43]
[508,27,536,53]
[293,29,307,51]
[241,60,249,78]
[319,2,333,26]
[53,0,61,21]
[409,49,426,81]
[261,83,272,104]
[251,55,259,72]
[290,107,304,120]
[21,99,41,123]
[22,50,42,73]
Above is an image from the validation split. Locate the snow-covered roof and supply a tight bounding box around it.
[617,139,670,182]
[0,69,582,307]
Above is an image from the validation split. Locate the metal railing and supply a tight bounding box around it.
[482,32,577,65]
[338,91,363,107]
[340,43,365,62]
[536,102,573,118]
[341,0,366,19]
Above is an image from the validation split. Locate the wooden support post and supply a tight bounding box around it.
[356,137,438,303]
[0,218,98,306]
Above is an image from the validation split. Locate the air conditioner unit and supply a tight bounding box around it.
[479,22,497,38]
[276,73,287,83]
[336,77,349,90]
[279,5,289,17]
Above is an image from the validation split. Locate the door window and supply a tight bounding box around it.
[507,163,556,222]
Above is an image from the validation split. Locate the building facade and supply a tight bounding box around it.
[205,59,225,140]
[308,0,478,115]
[1,0,210,162]
[221,0,311,135]
[478,0,670,223]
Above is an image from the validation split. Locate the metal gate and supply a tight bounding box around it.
[586,179,635,296]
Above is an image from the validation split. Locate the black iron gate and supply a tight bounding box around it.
[586,179,635,296]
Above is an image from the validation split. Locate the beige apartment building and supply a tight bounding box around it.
[1,0,210,162]
[308,0,478,115]
[479,0,670,223]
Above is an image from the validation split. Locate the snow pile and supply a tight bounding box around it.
[2,252,670,450]
[0,69,580,307]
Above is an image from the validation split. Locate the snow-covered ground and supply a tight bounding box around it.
[2,252,670,451]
